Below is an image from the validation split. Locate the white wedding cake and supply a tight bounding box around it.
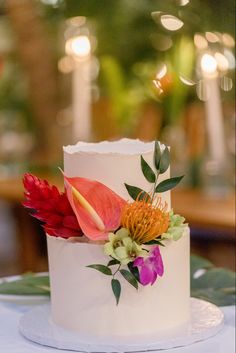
[47,139,190,340]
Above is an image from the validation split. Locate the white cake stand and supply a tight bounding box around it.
[19,298,224,352]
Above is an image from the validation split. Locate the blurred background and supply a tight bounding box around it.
[0,0,235,276]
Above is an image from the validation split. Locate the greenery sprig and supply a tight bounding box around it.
[125,141,184,201]
[87,259,139,305]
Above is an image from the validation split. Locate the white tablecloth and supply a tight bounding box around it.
[0,300,235,353]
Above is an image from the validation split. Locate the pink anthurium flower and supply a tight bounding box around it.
[63,174,127,241]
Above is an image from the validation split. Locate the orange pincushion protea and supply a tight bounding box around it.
[121,194,169,244]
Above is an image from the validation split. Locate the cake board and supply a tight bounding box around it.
[19,298,224,352]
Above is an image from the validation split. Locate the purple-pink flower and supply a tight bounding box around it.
[133,246,164,286]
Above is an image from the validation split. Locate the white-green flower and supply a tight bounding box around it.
[104,228,147,265]
[161,210,188,241]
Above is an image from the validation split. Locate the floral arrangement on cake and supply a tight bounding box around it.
[23,141,188,304]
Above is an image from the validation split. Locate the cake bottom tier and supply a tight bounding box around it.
[47,230,190,339]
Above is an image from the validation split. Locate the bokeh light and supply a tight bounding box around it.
[65,36,91,59]
[201,54,217,75]
[220,76,233,91]
[214,52,229,72]
[194,34,208,50]
[160,14,184,31]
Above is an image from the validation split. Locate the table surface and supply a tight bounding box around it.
[0,177,235,232]
[0,297,235,353]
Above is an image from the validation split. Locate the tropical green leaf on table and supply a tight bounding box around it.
[190,255,236,306]
[140,156,156,183]
[191,287,236,306]
[155,176,184,193]
[159,146,170,174]
[0,274,50,296]
[154,141,162,170]
[190,254,213,278]
[120,269,138,290]
[111,278,121,305]
[124,183,148,201]
[87,264,112,275]
[191,267,235,290]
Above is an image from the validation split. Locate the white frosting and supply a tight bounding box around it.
[64,138,166,155]
[47,139,190,338]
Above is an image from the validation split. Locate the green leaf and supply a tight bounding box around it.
[159,146,170,174]
[107,259,120,266]
[191,268,236,290]
[190,255,213,278]
[128,262,140,282]
[87,264,112,275]
[190,255,236,306]
[191,268,236,306]
[120,269,138,289]
[191,288,235,306]
[140,156,156,183]
[0,274,50,296]
[154,141,162,170]
[155,176,184,193]
[144,239,165,246]
[111,278,121,305]
[124,183,148,201]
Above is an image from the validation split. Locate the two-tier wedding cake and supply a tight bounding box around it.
[47,139,190,339]
[21,138,224,352]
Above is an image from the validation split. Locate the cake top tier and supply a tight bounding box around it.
[63,138,171,205]
[64,138,166,155]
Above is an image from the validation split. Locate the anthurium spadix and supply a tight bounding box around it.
[63,174,127,241]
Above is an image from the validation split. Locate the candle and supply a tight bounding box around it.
[201,54,226,163]
[204,76,226,162]
[66,34,92,142]
[72,53,91,142]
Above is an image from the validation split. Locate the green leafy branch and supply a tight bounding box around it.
[87,259,139,305]
[125,141,184,201]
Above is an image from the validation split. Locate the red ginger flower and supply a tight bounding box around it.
[23,173,82,238]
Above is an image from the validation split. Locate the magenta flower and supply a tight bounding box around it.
[133,246,164,286]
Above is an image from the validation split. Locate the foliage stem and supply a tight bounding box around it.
[151,170,160,201]
[113,264,121,278]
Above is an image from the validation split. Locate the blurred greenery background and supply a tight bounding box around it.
[0,0,235,187]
